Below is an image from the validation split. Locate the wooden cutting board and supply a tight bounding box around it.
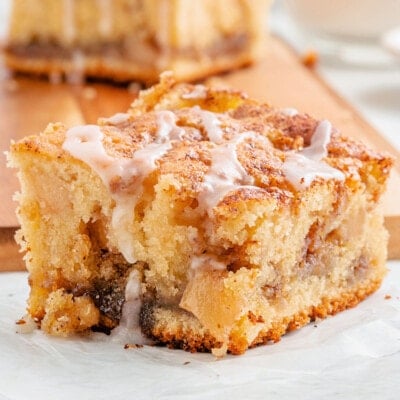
[1,37,399,271]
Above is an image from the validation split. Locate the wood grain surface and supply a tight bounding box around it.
[0,228,23,271]
[0,37,399,271]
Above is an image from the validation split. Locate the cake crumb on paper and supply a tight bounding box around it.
[124,343,144,349]
[302,49,319,68]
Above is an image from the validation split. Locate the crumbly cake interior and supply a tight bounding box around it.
[4,0,270,83]
[9,73,392,355]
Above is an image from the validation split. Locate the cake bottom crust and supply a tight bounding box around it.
[141,274,384,355]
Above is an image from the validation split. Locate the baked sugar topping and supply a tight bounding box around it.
[63,0,75,44]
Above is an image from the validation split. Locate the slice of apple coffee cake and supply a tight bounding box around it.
[4,0,271,83]
[9,73,393,355]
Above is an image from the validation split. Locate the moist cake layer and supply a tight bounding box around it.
[9,74,393,355]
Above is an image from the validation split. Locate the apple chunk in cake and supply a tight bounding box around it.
[9,74,393,355]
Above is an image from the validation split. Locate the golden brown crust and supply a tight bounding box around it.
[144,273,384,355]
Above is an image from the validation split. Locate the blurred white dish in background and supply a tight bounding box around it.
[284,0,400,40]
[382,26,400,58]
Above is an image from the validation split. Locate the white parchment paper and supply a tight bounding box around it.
[1,263,399,400]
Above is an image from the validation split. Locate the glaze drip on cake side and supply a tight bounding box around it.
[110,269,151,345]
[63,0,114,41]
[63,0,76,44]
[63,120,175,263]
[98,0,113,37]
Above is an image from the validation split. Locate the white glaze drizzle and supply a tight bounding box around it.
[192,106,225,143]
[67,50,86,85]
[63,125,113,174]
[181,85,208,100]
[110,141,172,263]
[61,0,86,85]
[102,113,130,126]
[110,269,152,345]
[63,0,76,44]
[97,0,113,37]
[301,120,332,160]
[155,111,186,141]
[282,120,345,190]
[197,133,263,215]
[280,107,299,117]
[154,0,171,69]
